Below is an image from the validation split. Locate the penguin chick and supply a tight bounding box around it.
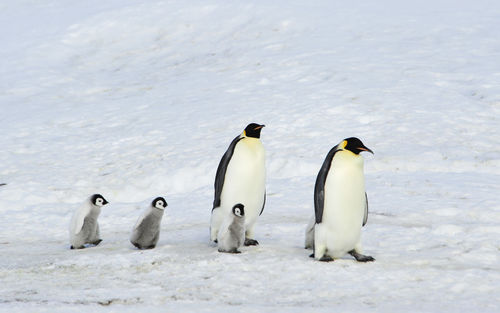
[130,197,167,250]
[310,137,375,262]
[217,203,245,253]
[69,194,109,249]
[210,123,266,246]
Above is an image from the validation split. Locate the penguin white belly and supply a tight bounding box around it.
[220,138,265,228]
[321,153,365,258]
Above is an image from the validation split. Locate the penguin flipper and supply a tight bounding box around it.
[133,211,147,230]
[363,192,369,226]
[72,205,91,235]
[314,146,341,224]
[213,135,243,210]
[259,192,266,216]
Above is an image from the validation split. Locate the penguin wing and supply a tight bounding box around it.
[314,146,341,224]
[213,135,243,210]
[133,210,148,230]
[363,192,369,226]
[71,204,91,235]
[259,192,266,216]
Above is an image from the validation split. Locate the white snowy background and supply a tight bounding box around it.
[1,0,499,312]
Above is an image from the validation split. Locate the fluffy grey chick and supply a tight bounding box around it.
[217,203,245,253]
[69,194,109,249]
[130,197,167,249]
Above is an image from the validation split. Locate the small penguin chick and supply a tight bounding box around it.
[217,203,245,253]
[130,197,167,250]
[69,194,109,249]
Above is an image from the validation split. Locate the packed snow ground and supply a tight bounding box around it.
[1,0,500,312]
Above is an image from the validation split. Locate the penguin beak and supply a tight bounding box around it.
[254,124,265,130]
[103,199,109,205]
[359,146,374,154]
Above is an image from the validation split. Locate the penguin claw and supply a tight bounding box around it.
[356,255,375,262]
[244,238,259,246]
[318,255,334,262]
[349,250,375,262]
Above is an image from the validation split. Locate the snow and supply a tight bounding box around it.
[1,0,500,312]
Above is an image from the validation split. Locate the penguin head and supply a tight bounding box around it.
[342,137,373,155]
[232,203,245,217]
[91,194,109,207]
[243,123,265,139]
[152,197,168,210]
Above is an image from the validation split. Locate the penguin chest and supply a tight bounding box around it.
[137,215,161,239]
[322,153,365,250]
[221,138,266,217]
[81,216,98,238]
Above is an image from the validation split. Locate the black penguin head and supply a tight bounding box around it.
[232,203,245,217]
[342,137,373,155]
[152,197,168,210]
[91,194,109,207]
[243,123,265,138]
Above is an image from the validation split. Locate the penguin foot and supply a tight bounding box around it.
[70,245,84,250]
[349,250,375,262]
[91,239,102,246]
[309,253,315,258]
[318,255,334,262]
[132,242,143,249]
[218,248,241,254]
[244,238,259,246]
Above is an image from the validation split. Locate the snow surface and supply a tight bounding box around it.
[1,0,500,312]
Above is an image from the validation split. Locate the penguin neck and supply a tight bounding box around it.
[241,136,263,149]
[89,205,101,217]
[150,206,164,217]
[332,150,364,170]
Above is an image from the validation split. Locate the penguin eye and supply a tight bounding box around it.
[96,199,102,205]
[235,208,240,216]
[158,201,163,207]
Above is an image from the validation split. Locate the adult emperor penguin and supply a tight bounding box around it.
[69,194,109,249]
[130,197,167,250]
[217,203,245,253]
[306,137,375,262]
[210,123,266,246]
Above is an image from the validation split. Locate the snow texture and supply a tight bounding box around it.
[1,0,499,312]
